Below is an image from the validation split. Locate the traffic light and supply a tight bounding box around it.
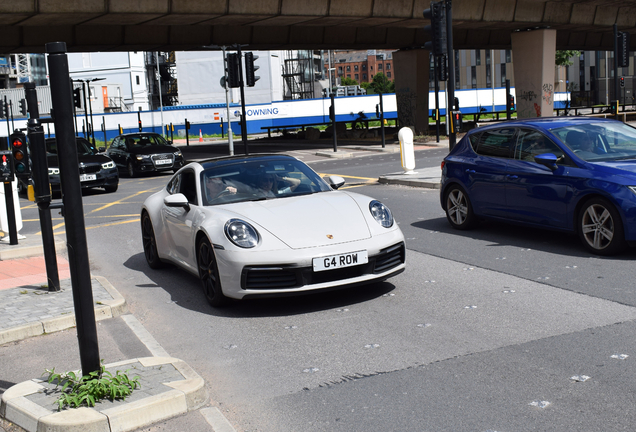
[611,100,619,115]
[226,53,240,88]
[18,99,26,116]
[73,87,82,109]
[423,1,447,56]
[245,52,260,87]
[2,99,8,119]
[0,151,14,182]
[509,94,515,110]
[453,111,463,132]
[620,77,625,88]
[9,131,29,177]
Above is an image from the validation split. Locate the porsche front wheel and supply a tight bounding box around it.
[197,238,228,307]
[141,212,165,269]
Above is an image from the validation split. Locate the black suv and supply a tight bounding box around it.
[46,137,119,194]
[106,133,185,177]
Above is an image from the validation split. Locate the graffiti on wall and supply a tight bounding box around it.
[518,90,538,102]
[542,83,553,104]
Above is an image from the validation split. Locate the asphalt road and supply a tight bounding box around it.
[8,147,636,432]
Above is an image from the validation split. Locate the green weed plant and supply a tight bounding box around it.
[44,362,140,410]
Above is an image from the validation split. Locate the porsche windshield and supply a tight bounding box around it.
[551,122,636,162]
[200,159,332,205]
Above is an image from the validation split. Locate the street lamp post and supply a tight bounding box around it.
[73,78,105,146]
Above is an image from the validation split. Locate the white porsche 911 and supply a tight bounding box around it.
[141,154,406,307]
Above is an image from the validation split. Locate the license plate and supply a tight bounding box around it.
[155,159,172,165]
[79,174,96,182]
[313,250,368,272]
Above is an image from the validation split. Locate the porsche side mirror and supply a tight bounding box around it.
[534,153,558,171]
[325,175,346,190]
[164,193,190,211]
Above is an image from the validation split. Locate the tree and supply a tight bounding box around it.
[369,72,395,94]
[340,77,358,86]
[555,50,581,67]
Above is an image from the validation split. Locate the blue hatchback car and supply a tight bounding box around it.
[440,117,636,255]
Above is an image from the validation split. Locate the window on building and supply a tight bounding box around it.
[362,64,367,71]
[387,72,391,78]
[505,50,512,63]
[338,66,343,74]
[386,63,391,70]
[486,63,491,87]
[354,65,359,72]
[486,50,491,66]
[501,63,507,86]
[355,74,359,80]
[363,73,367,80]
[476,50,481,66]
[370,66,374,71]
[378,63,383,70]
[347,65,351,72]
[471,66,477,89]
[347,74,351,78]
[339,59,346,63]
[136,75,140,85]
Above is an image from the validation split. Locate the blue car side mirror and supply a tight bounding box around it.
[534,153,558,171]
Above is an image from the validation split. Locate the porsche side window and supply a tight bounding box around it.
[475,128,515,158]
[166,174,181,195]
[179,170,198,205]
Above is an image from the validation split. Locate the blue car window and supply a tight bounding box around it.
[516,129,564,161]
[475,128,515,158]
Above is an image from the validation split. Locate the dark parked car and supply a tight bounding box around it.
[106,133,185,177]
[441,117,636,256]
[46,137,119,194]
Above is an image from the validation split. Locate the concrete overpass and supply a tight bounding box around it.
[1,0,635,53]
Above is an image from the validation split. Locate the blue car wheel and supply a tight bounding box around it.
[444,184,475,230]
[577,197,626,256]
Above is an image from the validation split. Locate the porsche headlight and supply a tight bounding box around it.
[48,167,60,175]
[224,219,259,248]
[101,161,115,169]
[369,200,393,228]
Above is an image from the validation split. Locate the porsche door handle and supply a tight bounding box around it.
[506,175,518,179]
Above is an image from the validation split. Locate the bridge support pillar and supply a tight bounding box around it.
[511,28,557,118]
[394,49,430,135]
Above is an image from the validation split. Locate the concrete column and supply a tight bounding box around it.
[394,49,430,135]
[511,28,557,118]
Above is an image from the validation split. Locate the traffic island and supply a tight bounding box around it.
[0,357,208,432]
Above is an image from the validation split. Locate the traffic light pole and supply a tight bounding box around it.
[222,46,234,156]
[47,41,101,376]
[236,45,249,155]
[24,82,60,292]
[614,24,620,119]
[445,0,456,150]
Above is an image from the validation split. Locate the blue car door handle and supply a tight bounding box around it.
[506,175,518,179]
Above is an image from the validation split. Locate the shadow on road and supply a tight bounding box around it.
[123,253,396,318]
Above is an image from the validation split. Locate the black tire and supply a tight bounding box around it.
[127,161,136,178]
[197,237,228,307]
[104,184,118,193]
[444,184,475,230]
[141,212,165,269]
[577,197,626,256]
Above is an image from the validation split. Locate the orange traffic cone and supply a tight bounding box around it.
[199,129,203,142]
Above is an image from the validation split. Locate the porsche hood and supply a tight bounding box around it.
[225,192,372,249]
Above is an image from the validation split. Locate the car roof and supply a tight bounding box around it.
[198,154,298,170]
[472,116,622,133]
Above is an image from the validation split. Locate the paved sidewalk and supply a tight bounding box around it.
[0,238,208,432]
